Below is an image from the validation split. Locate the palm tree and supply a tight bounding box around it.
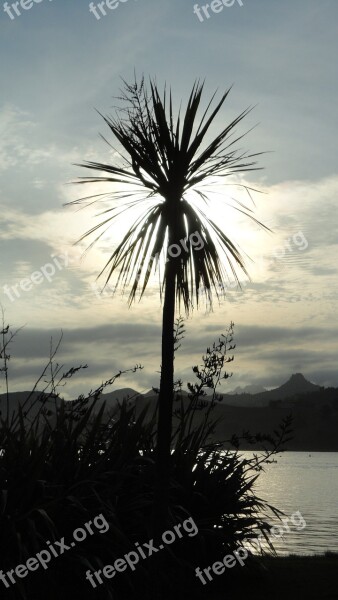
[68,76,267,531]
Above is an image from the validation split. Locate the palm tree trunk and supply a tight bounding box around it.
[154,243,176,535]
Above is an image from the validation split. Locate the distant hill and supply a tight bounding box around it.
[264,373,320,400]
[229,384,267,395]
[84,387,142,416]
[0,391,61,422]
[2,374,336,451]
[97,387,140,404]
[129,381,338,451]
[219,373,321,407]
[143,374,319,407]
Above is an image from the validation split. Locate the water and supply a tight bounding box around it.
[241,451,338,556]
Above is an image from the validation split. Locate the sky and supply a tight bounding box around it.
[0,0,337,399]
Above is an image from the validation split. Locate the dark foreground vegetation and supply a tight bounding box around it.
[0,320,317,600]
[227,553,338,600]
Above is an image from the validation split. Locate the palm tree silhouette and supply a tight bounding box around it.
[69,76,268,530]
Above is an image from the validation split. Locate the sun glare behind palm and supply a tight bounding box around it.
[68,77,268,310]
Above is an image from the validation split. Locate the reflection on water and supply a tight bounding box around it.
[240,451,338,556]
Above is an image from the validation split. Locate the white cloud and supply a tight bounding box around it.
[0,106,54,172]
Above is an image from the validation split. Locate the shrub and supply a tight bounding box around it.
[0,321,291,599]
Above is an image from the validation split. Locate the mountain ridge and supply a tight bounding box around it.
[138,373,321,407]
[0,373,322,409]
[1,375,337,451]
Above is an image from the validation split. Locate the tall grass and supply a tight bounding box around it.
[0,321,291,599]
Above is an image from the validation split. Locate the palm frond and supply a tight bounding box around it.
[68,76,268,310]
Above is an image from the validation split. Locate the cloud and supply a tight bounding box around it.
[2,318,337,400]
[1,173,338,397]
[1,0,338,406]
[0,106,51,172]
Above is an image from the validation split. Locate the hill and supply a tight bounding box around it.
[217,373,321,407]
[1,375,337,451]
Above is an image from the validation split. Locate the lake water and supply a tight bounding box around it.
[241,451,338,556]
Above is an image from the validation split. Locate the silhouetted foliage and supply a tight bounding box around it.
[0,322,291,599]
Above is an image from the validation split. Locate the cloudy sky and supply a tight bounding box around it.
[0,0,337,399]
